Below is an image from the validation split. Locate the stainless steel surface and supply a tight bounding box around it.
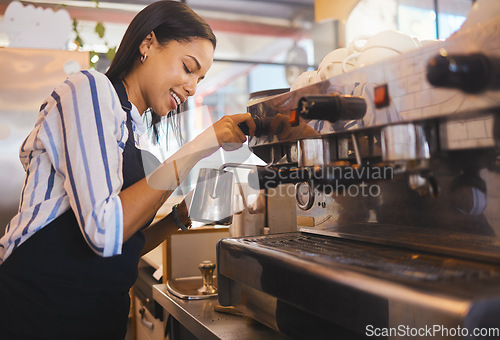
[229,179,266,237]
[297,138,331,166]
[380,123,432,162]
[153,284,289,340]
[218,233,500,338]
[248,88,291,107]
[166,275,218,300]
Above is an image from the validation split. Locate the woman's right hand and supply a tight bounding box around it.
[212,113,256,151]
[147,113,256,192]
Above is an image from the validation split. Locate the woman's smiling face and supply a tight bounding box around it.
[134,35,214,115]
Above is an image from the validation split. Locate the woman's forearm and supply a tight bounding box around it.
[140,211,179,256]
[119,130,218,242]
[146,129,219,191]
[119,180,172,242]
[141,199,190,255]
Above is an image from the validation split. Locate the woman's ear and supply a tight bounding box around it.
[139,31,156,56]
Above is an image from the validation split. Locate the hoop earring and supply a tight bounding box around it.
[140,53,147,63]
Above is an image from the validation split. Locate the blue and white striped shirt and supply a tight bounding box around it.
[0,70,146,264]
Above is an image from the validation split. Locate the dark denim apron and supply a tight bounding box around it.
[0,78,152,340]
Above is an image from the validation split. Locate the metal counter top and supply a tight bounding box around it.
[153,284,288,340]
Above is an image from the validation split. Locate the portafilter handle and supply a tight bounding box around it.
[427,53,500,93]
[218,163,309,190]
[247,166,310,189]
[237,116,273,137]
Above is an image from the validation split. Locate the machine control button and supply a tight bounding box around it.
[374,84,389,108]
[289,109,299,126]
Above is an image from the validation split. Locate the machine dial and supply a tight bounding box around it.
[296,181,314,211]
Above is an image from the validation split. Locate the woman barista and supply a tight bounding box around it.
[0,1,255,338]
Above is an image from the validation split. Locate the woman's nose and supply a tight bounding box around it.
[185,79,197,97]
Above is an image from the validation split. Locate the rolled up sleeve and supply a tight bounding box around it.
[39,71,127,257]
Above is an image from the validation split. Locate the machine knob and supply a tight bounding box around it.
[427,53,500,93]
[298,94,367,122]
[197,261,217,295]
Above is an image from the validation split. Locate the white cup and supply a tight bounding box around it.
[290,70,319,91]
[317,48,355,79]
[352,30,419,54]
[318,48,350,69]
[342,48,400,70]
[343,30,419,70]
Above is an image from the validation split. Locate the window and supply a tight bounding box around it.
[347,0,473,42]
[398,0,472,40]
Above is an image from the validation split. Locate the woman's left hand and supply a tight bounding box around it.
[177,198,191,226]
[212,113,256,151]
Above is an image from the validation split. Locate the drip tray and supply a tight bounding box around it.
[167,276,218,300]
[238,233,500,282]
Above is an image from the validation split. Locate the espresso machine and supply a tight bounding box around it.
[216,14,500,340]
